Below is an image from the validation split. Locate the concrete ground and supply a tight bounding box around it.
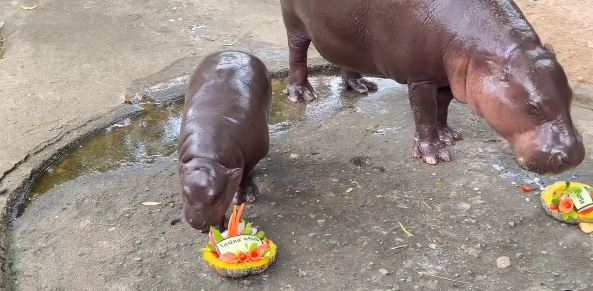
[1,0,593,184]
[8,77,593,290]
[1,0,593,290]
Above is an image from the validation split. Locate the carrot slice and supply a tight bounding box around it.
[227,205,238,237]
[235,203,245,227]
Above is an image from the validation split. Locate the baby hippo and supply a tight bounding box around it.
[178,51,271,231]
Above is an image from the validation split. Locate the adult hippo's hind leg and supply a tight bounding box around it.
[233,170,259,205]
[285,32,317,102]
[437,87,463,145]
[341,69,378,94]
[409,81,451,165]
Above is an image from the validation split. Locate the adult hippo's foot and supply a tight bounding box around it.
[413,135,451,165]
[409,81,452,165]
[437,87,463,145]
[285,82,317,103]
[341,69,378,94]
[438,126,463,145]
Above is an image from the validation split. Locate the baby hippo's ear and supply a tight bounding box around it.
[226,168,243,179]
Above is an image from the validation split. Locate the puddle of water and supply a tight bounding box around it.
[24,76,396,212]
[29,103,183,196]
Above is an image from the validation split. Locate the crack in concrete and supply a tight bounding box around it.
[0,114,105,183]
[0,20,5,59]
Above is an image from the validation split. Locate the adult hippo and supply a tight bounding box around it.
[178,51,271,231]
[280,0,585,174]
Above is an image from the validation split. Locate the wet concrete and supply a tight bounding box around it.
[7,76,593,290]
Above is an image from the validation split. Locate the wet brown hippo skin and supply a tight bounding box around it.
[178,51,271,231]
[280,0,585,174]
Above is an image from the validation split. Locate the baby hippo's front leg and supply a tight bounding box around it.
[233,171,259,205]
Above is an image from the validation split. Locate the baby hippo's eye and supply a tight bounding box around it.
[526,101,542,115]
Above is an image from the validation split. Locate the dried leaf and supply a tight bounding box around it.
[399,222,414,237]
[141,201,161,206]
[434,179,444,187]
[20,3,37,10]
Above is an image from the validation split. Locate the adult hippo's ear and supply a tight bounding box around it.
[226,168,243,180]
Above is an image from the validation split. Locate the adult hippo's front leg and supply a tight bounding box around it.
[285,33,317,103]
[437,87,463,145]
[409,81,451,165]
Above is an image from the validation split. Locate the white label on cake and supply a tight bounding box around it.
[569,188,593,211]
[215,235,263,255]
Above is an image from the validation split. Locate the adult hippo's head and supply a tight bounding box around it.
[466,45,585,174]
[179,158,243,231]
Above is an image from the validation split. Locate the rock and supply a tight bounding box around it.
[576,76,589,84]
[289,153,299,159]
[463,246,481,258]
[459,203,472,211]
[497,256,511,269]
[379,268,390,276]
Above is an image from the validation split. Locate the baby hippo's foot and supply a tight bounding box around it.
[412,135,451,165]
[341,70,378,94]
[285,81,317,103]
[438,126,463,145]
[233,183,259,205]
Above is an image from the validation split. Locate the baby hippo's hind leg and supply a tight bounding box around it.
[232,170,259,205]
[341,69,378,94]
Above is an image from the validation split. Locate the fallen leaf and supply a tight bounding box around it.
[434,179,444,187]
[141,201,161,206]
[399,222,414,237]
[20,3,37,10]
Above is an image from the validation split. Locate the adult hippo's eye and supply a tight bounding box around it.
[527,102,541,115]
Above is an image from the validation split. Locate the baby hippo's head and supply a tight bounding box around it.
[179,158,243,231]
